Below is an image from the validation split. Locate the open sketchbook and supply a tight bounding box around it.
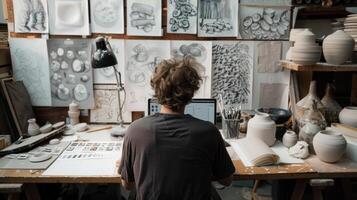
[230,137,303,167]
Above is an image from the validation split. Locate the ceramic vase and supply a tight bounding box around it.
[291,29,321,65]
[28,118,40,136]
[68,101,80,126]
[295,81,325,123]
[323,30,355,65]
[313,130,347,163]
[247,113,276,146]
[283,130,298,148]
[339,106,357,128]
[321,83,342,125]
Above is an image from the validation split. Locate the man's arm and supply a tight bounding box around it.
[118,133,136,190]
[121,179,135,190]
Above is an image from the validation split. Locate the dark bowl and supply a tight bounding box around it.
[256,108,292,124]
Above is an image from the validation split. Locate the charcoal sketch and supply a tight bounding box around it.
[127,0,162,36]
[48,0,90,35]
[257,41,282,73]
[125,40,171,111]
[90,85,120,123]
[171,41,212,97]
[93,39,125,84]
[167,0,198,34]
[198,0,238,37]
[90,0,124,34]
[9,38,51,106]
[212,41,253,109]
[47,39,94,109]
[240,7,291,40]
[13,0,49,33]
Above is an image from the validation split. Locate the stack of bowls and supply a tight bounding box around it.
[344,14,357,62]
[291,29,321,65]
[286,28,306,60]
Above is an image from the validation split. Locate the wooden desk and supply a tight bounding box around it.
[0,130,356,183]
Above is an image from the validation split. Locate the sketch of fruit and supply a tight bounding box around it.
[66,50,74,59]
[168,0,197,32]
[61,61,69,70]
[57,84,70,100]
[93,0,119,27]
[50,50,57,59]
[67,74,76,84]
[51,60,60,72]
[73,84,89,101]
[57,48,64,56]
[81,75,89,82]
[72,59,85,72]
[51,73,62,85]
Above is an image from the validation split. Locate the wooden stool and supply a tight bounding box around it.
[309,179,334,200]
[0,184,23,200]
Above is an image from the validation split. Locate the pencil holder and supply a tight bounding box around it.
[222,119,240,139]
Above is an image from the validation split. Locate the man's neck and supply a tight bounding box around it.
[160,105,185,114]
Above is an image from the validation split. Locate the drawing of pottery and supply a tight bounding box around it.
[28,118,40,136]
[81,75,89,82]
[323,30,355,65]
[73,84,89,101]
[57,84,70,100]
[133,44,148,62]
[247,113,276,146]
[339,106,357,128]
[313,130,347,163]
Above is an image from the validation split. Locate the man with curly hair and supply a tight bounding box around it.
[119,58,235,200]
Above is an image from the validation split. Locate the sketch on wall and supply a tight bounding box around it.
[167,0,198,34]
[240,0,291,6]
[48,0,90,35]
[259,83,289,108]
[125,40,171,111]
[93,39,125,84]
[9,38,51,106]
[90,85,120,123]
[126,0,162,36]
[170,41,212,97]
[239,6,291,40]
[13,0,49,33]
[257,41,282,73]
[90,0,124,34]
[212,41,254,109]
[198,0,238,37]
[47,39,94,109]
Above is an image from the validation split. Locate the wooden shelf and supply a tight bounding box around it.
[280,60,357,72]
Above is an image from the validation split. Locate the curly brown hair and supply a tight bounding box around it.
[150,58,202,112]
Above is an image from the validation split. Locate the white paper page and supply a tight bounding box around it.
[90,0,124,34]
[167,0,198,34]
[230,140,255,167]
[271,141,304,164]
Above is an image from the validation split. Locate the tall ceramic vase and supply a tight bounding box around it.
[295,81,325,123]
[321,83,342,125]
[247,113,276,146]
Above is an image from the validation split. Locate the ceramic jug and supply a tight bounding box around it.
[28,118,40,136]
[247,113,276,146]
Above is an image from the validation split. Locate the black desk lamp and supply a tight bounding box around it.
[92,36,126,136]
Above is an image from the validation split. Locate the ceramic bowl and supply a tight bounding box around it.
[295,29,316,44]
[339,107,357,127]
[40,124,53,134]
[256,108,292,124]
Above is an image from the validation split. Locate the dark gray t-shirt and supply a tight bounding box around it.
[119,113,235,200]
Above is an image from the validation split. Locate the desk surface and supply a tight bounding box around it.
[0,127,356,183]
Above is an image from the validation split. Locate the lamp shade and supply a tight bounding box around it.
[92,37,118,69]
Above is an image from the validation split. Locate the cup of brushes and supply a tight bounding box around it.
[222,107,242,139]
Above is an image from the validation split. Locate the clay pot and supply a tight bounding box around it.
[291,29,321,65]
[321,84,342,125]
[289,28,307,42]
[295,81,325,122]
[28,118,40,136]
[283,130,298,148]
[313,130,347,163]
[247,113,276,146]
[339,106,357,128]
[323,30,355,65]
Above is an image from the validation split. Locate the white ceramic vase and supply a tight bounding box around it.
[68,101,80,126]
[291,29,321,65]
[313,130,347,163]
[283,130,298,148]
[339,106,357,128]
[247,113,276,146]
[28,118,40,136]
[323,30,355,65]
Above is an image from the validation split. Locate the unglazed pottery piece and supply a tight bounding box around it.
[313,130,347,163]
[52,121,65,129]
[291,29,321,65]
[39,123,52,133]
[282,130,298,148]
[28,118,40,136]
[339,107,357,128]
[73,122,89,132]
[321,83,342,125]
[288,141,309,159]
[247,113,276,146]
[323,30,355,65]
[29,153,52,163]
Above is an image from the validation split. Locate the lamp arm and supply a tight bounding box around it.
[113,66,126,126]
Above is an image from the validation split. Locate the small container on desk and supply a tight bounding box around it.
[222,119,240,139]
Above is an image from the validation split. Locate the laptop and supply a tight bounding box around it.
[147,98,217,124]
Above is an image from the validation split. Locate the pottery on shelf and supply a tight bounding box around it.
[28,118,40,136]
[247,113,276,147]
[283,130,298,148]
[323,30,355,65]
[339,106,357,128]
[313,130,347,163]
[291,29,321,65]
[295,81,325,122]
[321,83,342,125]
